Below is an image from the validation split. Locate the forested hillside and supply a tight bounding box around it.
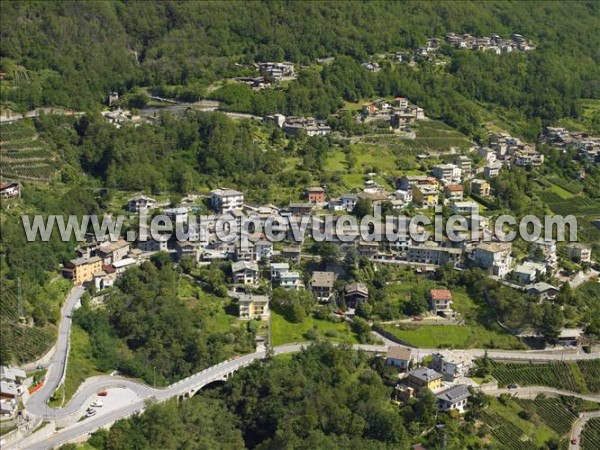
[2,1,599,136]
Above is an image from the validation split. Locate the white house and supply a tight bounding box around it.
[513,260,546,284]
[566,243,592,263]
[471,242,513,278]
[279,271,303,290]
[430,351,472,381]
[112,257,137,275]
[385,347,413,372]
[450,200,479,215]
[483,162,502,178]
[255,240,274,261]
[127,195,156,214]
[232,261,260,285]
[270,262,290,280]
[211,188,244,213]
[436,385,470,413]
[432,164,462,183]
[530,237,557,268]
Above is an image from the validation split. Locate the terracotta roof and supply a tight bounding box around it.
[429,289,452,301]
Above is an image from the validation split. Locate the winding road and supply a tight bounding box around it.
[569,411,600,450]
[10,287,600,450]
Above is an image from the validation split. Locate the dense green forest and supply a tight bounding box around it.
[2,1,600,137]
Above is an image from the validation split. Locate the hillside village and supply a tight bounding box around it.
[1,3,599,449]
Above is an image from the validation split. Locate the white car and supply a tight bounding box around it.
[85,409,97,418]
[91,399,104,408]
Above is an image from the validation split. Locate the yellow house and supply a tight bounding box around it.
[239,294,270,320]
[408,368,443,391]
[412,185,439,208]
[63,256,103,285]
[471,179,491,197]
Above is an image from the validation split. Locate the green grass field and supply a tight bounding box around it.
[270,312,360,346]
[382,322,524,350]
[413,120,473,151]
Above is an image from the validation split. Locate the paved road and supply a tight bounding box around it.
[569,411,600,450]
[482,386,600,403]
[17,296,600,449]
[25,286,85,412]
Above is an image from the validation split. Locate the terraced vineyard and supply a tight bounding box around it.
[480,411,538,450]
[0,287,56,363]
[0,120,58,182]
[515,397,578,435]
[490,360,600,393]
[578,360,600,393]
[581,417,600,450]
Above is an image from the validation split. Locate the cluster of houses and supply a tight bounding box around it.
[360,97,426,130]
[544,127,600,164]
[417,33,535,57]
[101,108,143,128]
[265,114,331,137]
[478,132,545,178]
[386,347,473,413]
[0,365,26,417]
[64,177,592,317]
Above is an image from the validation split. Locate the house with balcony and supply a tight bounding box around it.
[430,351,472,381]
[567,243,592,263]
[471,179,491,197]
[126,195,156,214]
[407,368,443,391]
[232,261,260,285]
[471,242,513,278]
[238,294,270,320]
[432,164,462,183]
[429,289,453,316]
[445,185,464,201]
[279,271,303,290]
[211,188,244,213]
[63,256,103,285]
[435,385,470,413]
[345,282,369,308]
[306,187,326,205]
[310,271,337,302]
[270,262,290,280]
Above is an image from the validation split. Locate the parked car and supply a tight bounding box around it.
[85,409,97,418]
[97,391,108,397]
[508,383,518,389]
[571,438,577,444]
[91,399,104,408]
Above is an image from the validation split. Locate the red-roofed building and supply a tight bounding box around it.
[429,289,453,315]
[445,184,464,201]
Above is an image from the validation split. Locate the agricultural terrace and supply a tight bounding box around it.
[0,120,58,182]
[489,360,600,394]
